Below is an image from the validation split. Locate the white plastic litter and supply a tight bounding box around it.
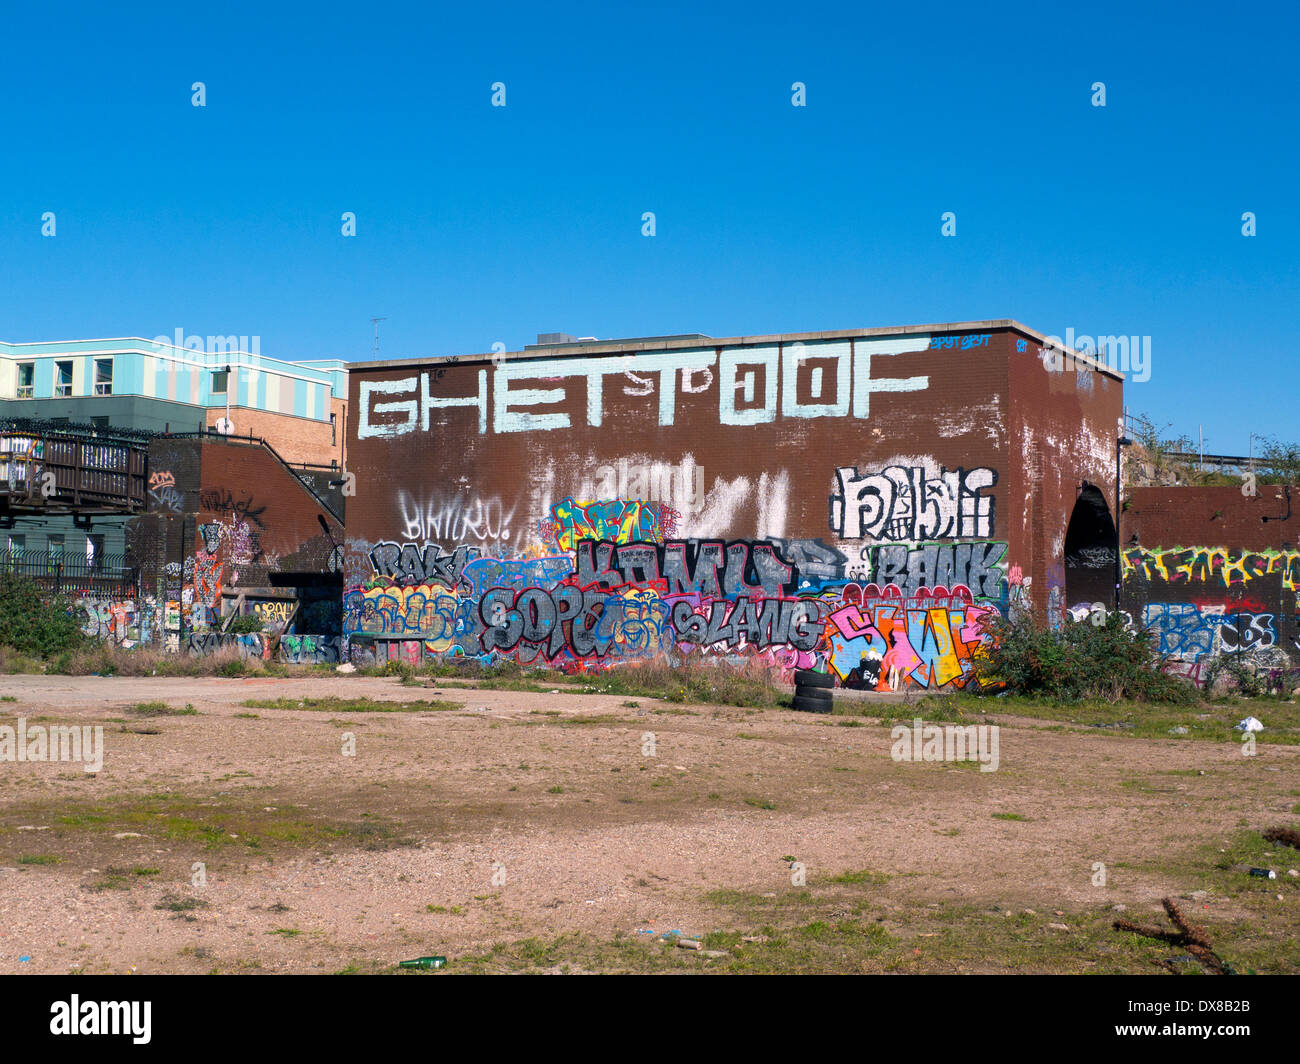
[1234,716,1264,733]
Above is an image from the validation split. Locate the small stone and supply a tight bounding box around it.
[1023,908,1036,915]
[1049,923,1070,931]
[1111,903,1127,913]
[1169,726,1188,735]
[1287,870,1298,878]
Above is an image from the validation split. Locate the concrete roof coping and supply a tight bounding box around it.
[345,319,1125,381]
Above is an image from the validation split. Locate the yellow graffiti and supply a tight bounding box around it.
[1122,546,1300,590]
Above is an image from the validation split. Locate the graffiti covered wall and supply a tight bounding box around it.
[1122,486,1300,686]
[120,436,344,650]
[345,324,1123,686]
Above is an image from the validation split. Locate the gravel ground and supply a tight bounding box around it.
[0,674,1295,973]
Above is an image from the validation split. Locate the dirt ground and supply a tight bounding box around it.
[1,674,1297,974]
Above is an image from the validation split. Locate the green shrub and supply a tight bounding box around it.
[225,614,266,634]
[0,574,85,657]
[973,611,1195,704]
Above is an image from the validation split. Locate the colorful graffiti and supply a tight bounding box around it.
[344,489,1010,685]
[540,498,678,550]
[827,584,1000,690]
[1123,544,1300,687]
[77,595,163,647]
[1123,546,1300,591]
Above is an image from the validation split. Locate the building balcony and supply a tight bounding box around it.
[0,430,148,515]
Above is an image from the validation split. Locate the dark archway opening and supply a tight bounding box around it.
[1064,484,1117,610]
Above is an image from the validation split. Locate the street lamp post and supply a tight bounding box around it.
[1115,430,1133,610]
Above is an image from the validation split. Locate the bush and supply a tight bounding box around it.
[224,614,266,634]
[973,611,1195,704]
[0,574,85,657]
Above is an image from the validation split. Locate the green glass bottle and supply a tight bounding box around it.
[398,956,447,970]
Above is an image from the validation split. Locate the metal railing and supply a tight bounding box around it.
[0,550,140,596]
[0,431,148,511]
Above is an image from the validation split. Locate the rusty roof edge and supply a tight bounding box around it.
[345,318,1125,382]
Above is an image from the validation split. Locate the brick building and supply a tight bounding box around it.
[343,320,1124,687]
[0,337,347,565]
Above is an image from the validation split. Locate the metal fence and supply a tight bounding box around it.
[0,432,147,511]
[0,550,140,596]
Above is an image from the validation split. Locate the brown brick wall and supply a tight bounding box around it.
[341,323,1124,686]
[203,404,345,469]
[1122,485,1300,685]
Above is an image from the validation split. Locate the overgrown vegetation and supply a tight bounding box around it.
[974,612,1195,704]
[1126,412,1300,486]
[0,574,84,657]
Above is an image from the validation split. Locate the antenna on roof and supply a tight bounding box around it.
[370,317,387,360]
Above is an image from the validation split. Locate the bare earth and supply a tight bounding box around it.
[0,675,1297,974]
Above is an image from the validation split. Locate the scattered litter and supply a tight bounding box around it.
[1168,726,1189,735]
[113,832,142,839]
[1234,716,1264,733]
[335,663,356,674]
[740,935,768,944]
[398,956,446,970]
[702,950,729,959]
[1111,903,1127,913]
[1048,923,1070,931]
[18,956,30,963]
[676,938,703,950]
[1248,868,1277,879]
[1289,870,1299,878]
[634,928,655,935]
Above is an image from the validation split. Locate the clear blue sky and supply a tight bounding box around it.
[2,0,1295,451]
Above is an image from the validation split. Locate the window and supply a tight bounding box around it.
[47,535,64,562]
[54,361,73,397]
[93,359,113,395]
[211,370,228,394]
[16,363,34,398]
[86,534,105,571]
[7,535,26,559]
[330,412,337,445]
[91,416,110,431]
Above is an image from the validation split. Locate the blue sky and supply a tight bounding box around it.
[2,0,1295,450]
